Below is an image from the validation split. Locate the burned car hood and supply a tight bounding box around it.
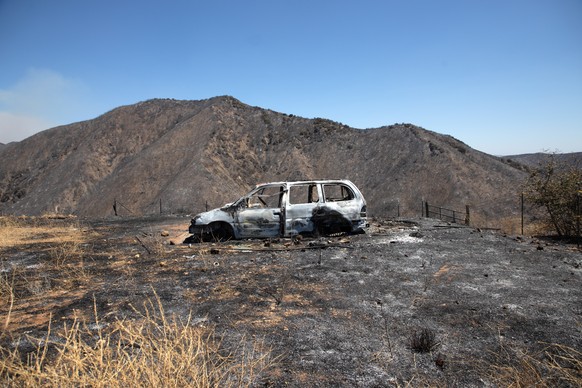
[192,204,236,225]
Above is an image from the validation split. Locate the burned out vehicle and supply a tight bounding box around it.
[188,180,367,241]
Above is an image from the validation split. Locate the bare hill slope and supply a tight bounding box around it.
[505,152,582,169]
[0,96,527,221]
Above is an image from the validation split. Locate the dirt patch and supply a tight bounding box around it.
[1,216,581,386]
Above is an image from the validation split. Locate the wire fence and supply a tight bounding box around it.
[422,191,581,246]
[111,192,581,245]
[422,202,470,225]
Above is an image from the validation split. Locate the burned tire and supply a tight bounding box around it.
[184,222,234,243]
[208,222,234,242]
[183,234,202,244]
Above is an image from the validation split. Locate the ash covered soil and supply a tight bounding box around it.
[2,216,581,386]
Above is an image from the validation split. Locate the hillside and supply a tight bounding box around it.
[0,96,527,224]
[504,152,582,169]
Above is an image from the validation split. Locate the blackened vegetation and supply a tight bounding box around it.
[0,170,29,203]
[2,217,581,386]
[409,328,438,353]
[428,141,444,156]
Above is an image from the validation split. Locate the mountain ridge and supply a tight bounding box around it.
[0,96,531,224]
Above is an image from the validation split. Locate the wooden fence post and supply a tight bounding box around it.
[577,190,581,248]
[465,205,470,225]
[521,193,525,236]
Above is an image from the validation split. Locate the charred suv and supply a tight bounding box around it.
[188,180,367,241]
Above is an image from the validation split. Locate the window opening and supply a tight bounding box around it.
[289,184,319,205]
[247,185,284,208]
[323,184,354,202]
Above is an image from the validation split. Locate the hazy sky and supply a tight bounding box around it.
[1,1,580,155]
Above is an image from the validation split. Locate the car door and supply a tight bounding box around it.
[285,183,321,235]
[234,184,285,238]
[314,182,360,234]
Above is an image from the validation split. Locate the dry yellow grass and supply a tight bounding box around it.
[469,213,555,236]
[0,293,275,387]
[0,216,88,249]
[489,343,582,387]
[0,216,93,302]
[0,219,276,383]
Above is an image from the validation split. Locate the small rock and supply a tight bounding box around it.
[161,230,170,237]
[435,353,446,370]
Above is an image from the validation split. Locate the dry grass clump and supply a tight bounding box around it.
[489,343,582,387]
[470,214,546,236]
[0,271,15,303]
[495,216,545,236]
[0,271,16,331]
[134,229,170,257]
[47,240,84,268]
[0,215,86,249]
[0,293,274,387]
[1,216,91,298]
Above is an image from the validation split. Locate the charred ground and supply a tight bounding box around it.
[1,216,580,386]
